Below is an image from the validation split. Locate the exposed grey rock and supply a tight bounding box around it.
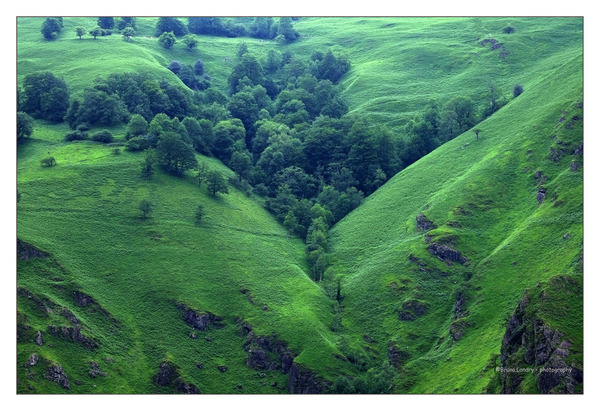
[88,361,108,378]
[427,242,467,264]
[17,239,48,260]
[73,290,94,307]
[174,378,200,394]
[45,363,70,389]
[537,188,547,205]
[25,353,38,367]
[288,362,329,394]
[176,304,224,331]
[153,361,179,386]
[242,326,296,374]
[218,366,228,372]
[35,330,44,346]
[388,342,410,369]
[416,213,436,232]
[47,324,98,349]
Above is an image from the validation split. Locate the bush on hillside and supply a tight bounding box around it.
[91,129,114,143]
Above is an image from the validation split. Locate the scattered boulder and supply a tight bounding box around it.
[388,342,410,369]
[427,242,467,265]
[416,213,436,232]
[47,324,98,349]
[153,361,179,386]
[174,378,200,394]
[398,311,414,321]
[242,323,296,374]
[17,239,48,260]
[537,187,547,205]
[218,366,228,373]
[35,330,44,346]
[72,290,95,307]
[176,304,224,331]
[45,363,70,389]
[288,362,329,394]
[24,353,38,367]
[88,361,108,378]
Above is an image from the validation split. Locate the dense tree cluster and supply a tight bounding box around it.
[41,17,63,40]
[18,71,70,122]
[23,24,515,279]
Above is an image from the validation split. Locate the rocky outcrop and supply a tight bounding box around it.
[17,239,48,260]
[153,360,200,393]
[88,361,108,378]
[153,361,179,386]
[416,213,436,232]
[176,304,224,331]
[174,378,200,394]
[499,277,583,394]
[17,288,51,316]
[47,324,98,349]
[45,363,70,389]
[288,362,329,394]
[388,342,410,369]
[427,242,467,265]
[398,299,428,322]
[240,322,295,374]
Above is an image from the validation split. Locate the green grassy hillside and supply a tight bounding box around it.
[17,17,582,394]
[328,53,582,393]
[17,127,349,393]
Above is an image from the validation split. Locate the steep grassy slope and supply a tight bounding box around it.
[328,53,583,393]
[17,129,348,393]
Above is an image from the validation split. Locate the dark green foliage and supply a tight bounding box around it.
[228,53,266,94]
[89,27,101,39]
[20,71,70,122]
[503,26,515,34]
[193,59,204,76]
[194,205,205,225]
[139,199,152,219]
[126,114,149,139]
[158,32,176,49]
[156,132,198,176]
[229,150,253,179]
[41,18,62,40]
[40,156,56,167]
[206,170,229,197]
[187,17,226,36]
[69,89,129,126]
[97,17,114,29]
[91,129,114,143]
[312,50,351,83]
[65,130,86,141]
[117,17,136,30]
[75,27,86,39]
[122,26,135,41]
[168,60,182,74]
[283,210,299,236]
[155,17,187,37]
[513,83,524,98]
[227,91,259,138]
[17,112,34,141]
[213,119,246,163]
[182,35,199,50]
[140,149,154,179]
[126,136,150,152]
[237,42,249,59]
[250,17,276,39]
[278,17,300,42]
